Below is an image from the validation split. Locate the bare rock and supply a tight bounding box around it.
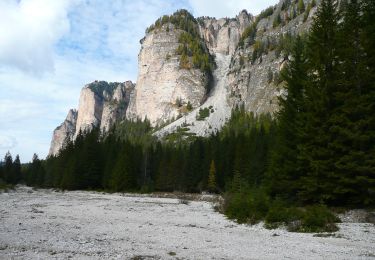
[126,24,207,126]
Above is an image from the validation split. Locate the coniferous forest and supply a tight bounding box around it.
[1,0,374,232]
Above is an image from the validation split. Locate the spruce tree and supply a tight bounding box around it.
[266,36,308,201]
[330,0,375,205]
[207,160,217,193]
[3,152,13,184]
[10,155,21,184]
[298,0,341,204]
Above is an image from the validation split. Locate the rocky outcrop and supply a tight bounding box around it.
[49,81,134,156]
[126,10,253,127]
[227,0,318,114]
[126,24,208,126]
[75,80,135,136]
[49,109,77,156]
[198,10,253,55]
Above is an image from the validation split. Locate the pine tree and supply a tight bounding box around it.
[329,0,375,205]
[297,0,341,204]
[10,155,21,184]
[266,36,308,201]
[207,160,217,193]
[361,0,375,205]
[3,152,13,184]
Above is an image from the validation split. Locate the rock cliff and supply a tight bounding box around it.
[49,81,134,156]
[198,10,253,56]
[50,0,319,154]
[49,109,77,156]
[126,22,208,126]
[227,0,318,114]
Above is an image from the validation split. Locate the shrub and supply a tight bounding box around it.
[186,101,193,111]
[196,108,210,121]
[224,189,270,224]
[273,13,282,28]
[265,199,304,228]
[256,6,275,23]
[298,205,340,233]
[238,23,257,48]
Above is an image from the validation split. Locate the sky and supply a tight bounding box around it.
[0,0,279,163]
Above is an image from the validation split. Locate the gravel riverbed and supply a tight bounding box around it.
[1,186,374,259]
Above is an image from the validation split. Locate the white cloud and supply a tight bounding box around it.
[188,0,278,18]
[0,136,17,150]
[0,0,72,75]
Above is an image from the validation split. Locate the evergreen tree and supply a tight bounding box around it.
[329,0,375,205]
[207,160,217,193]
[266,36,308,201]
[298,0,341,203]
[10,155,21,184]
[3,152,13,184]
[26,154,45,187]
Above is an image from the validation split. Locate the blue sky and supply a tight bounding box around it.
[0,0,279,162]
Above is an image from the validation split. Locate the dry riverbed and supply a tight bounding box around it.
[0,186,374,259]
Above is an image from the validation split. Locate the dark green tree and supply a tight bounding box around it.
[3,152,13,184]
[10,155,21,184]
[297,0,341,203]
[266,36,308,201]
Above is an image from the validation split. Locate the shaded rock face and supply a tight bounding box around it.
[227,1,317,114]
[126,24,208,126]
[198,10,253,55]
[49,109,78,156]
[49,81,134,156]
[74,80,135,137]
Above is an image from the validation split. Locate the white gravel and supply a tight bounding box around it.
[1,186,374,259]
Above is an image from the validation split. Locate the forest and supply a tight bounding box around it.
[1,0,374,232]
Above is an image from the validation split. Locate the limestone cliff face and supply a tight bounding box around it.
[126,11,253,126]
[227,0,318,114]
[126,24,208,126]
[75,80,135,136]
[198,10,253,55]
[49,81,134,156]
[49,109,77,156]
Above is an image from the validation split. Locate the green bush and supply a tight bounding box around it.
[256,6,275,23]
[265,199,303,228]
[224,190,340,233]
[238,23,257,48]
[298,205,340,233]
[224,189,270,224]
[196,108,210,121]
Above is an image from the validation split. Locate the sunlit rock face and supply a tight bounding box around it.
[126,23,208,126]
[198,10,253,56]
[49,81,134,156]
[49,109,77,156]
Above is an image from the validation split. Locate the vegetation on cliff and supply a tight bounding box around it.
[146,9,215,77]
